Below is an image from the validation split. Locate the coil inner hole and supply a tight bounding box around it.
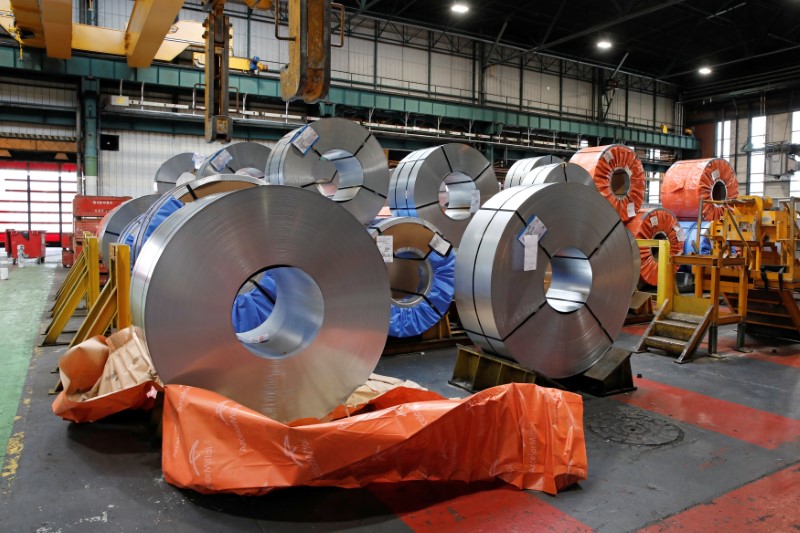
[543,247,592,313]
[438,171,478,221]
[711,180,727,201]
[610,168,631,198]
[232,266,324,358]
[313,149,364,202]
[389,248,434,308]
[651,231,668,259]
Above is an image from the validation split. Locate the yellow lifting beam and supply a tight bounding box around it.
[69,243,131,348]
[126,0,185,68]
[42,234,100,346]
[39,0,72,59]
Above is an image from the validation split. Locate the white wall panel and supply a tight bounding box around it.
[656,96,673,127]
[98,130,275,197]
[430,52,472,99]
[768,112,791,143]
[485,64,519,107]
[627,90,653,127]
[562,77,592,119]
[522,71,560,110]
[331,37,374,85]
[0,122,76,137]
[0,80,76,108]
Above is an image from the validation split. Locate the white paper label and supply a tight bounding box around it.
[603,151,613,163]
[518,215,547,245]
[711,169,720,180]
[649,215,659,228]
[627,203,636,218]
[210,149,233,171]
[377,235,393,263]
[524,234,538,271]
[192,152,205,170]
[469,190,481,214]
[429,233,451,256]
[291,125,320,155]
[674,225,686,242]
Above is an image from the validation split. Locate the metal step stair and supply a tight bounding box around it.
[724,289,800,339]
[636,302,713,363]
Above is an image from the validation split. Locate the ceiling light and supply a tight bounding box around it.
[451,3,469,13]
[699,66,712,75]
[597,39,612,50]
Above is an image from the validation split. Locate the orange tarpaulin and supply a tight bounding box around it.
[570,144,645,222]
[162,383,587,496]
[661,158,739,221]
[626,207,684,287]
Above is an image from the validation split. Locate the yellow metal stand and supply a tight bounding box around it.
[68,244,131,348]
[42,233,100,346]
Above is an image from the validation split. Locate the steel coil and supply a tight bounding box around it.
[265,118,389,224]
[131,186,390,422]
[154,153,197,194]
[368,217,455,338]
[504,155,563,188]
[570,144,645,222]
[455,182,634,378]
[196,142,271,179]
[661,158,738,221]
[626,207,684,287]
[389,143,497,247]
[518,162,594,188]
[131,175,262,263]
[97,194,160,265]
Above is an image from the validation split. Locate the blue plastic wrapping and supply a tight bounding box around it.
[389,247,455,338]
[232,272,277,333]
[679,221,711,255]
[138,196,185,259]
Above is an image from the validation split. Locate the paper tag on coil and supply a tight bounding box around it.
[627,203,636,218]
[711,169,720,180]
[674,225,686,242]
[649,215,659,228]
[429,233,452,256]
[291,124,320,155]
[518,214,547,245]
[603,151,613,163]
[238,333,269,343]
[210,149,233,171]
[469,190,481,214]
[377,235,393,263]
[192,152,205,170]
[523,234,538,271]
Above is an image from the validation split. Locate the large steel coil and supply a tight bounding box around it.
[131,186,391,422]
[97,194,160,265]
[131,174,262,263]
[389,143,497,247]
[368,217,455,338]
[661,158,738,221]
[626,207,684,287]
[265,118,389,224]
[517,162,594,188]
[455,182,634,378]
[570,144,645,222]
[196,142,272,179]
[154,153,197,194]
[504,155,563,189]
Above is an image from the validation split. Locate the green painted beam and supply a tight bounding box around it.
[0,46,699,151]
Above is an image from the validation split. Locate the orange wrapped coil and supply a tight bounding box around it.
[626,207,684,287]
[569,144,645,222]
[661,158,738,221]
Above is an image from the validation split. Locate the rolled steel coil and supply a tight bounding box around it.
[97,194,160,265]
[625,207,684,287]
[661,158,738,221]
[504,155,563,188]
[454,182,634,378]
[196,142,272,179]
[368,217,455,338]
[154,153,197,194]
[131,174,262,263]
[390,143,497,247]
[265,118,389,224]
[518,162,594,188]
[131,186,391,422]
[569,144,645,222]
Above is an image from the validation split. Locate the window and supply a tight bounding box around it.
[749,116,766,196]
[647,171,661,204]
[716,120,731,159]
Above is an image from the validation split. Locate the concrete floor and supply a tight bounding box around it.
[0,254,799,532]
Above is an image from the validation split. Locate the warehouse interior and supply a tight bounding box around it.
[0,0,799,531]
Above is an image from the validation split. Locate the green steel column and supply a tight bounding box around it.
[81,78,99,195]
